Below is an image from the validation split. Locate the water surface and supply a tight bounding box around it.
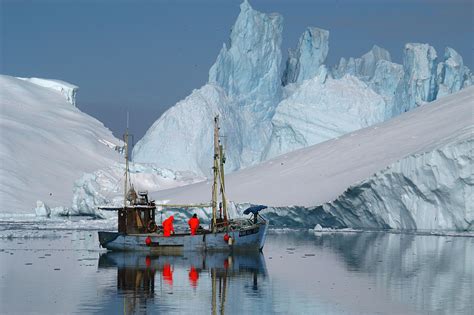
[0,224,472,314]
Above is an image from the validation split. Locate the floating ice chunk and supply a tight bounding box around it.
[314,224,323,231]
[35,201,51,217]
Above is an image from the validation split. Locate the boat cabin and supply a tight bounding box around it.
[118,190,157,234]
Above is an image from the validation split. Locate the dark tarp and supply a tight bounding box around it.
[243,205,267,215]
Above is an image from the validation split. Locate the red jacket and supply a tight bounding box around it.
[188,217,200,235]
[162,216,175,237]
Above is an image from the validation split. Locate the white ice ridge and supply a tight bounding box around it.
[16,77,78,106]
[150,87,474,230]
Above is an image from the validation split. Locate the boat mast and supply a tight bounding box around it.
[212,115,230,231]
[123,112,130,208]
[211,116,219,232]
[219,140,228,221]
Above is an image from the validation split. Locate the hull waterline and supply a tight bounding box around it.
[99,222,268,253]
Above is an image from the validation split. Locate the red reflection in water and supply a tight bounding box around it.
[188,266,199,288]
[162,264,173,286]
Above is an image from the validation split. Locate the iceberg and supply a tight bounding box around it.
[34,201,51,218]
[134,2,472,177]
[149,87,474,231]
[134,0,284,174]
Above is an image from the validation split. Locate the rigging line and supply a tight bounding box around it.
[217,167,231,219]
[101,172,126,203]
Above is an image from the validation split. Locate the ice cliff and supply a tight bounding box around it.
[133,1,472,177]
[315,132,472,231]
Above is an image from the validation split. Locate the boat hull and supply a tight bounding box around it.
[99,222,268,253]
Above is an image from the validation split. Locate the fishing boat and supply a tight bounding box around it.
[98,115,269,252]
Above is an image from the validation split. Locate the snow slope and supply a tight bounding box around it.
[0,75,203,216]
[0,75,123,213]
[150,87,473,230]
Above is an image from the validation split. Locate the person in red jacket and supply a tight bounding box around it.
[162,216,175,237]
[188,214,200,235]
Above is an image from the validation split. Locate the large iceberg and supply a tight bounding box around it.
[149,87,474,231]
[133,1,472,177]
[134,0,284,175]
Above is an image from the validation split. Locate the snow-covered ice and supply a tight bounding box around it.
[0,75,123,214]
[16,77,78,106]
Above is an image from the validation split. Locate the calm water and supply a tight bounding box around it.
[0,224,472,314]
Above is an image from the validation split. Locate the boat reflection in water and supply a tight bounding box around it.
[98,251,267,314]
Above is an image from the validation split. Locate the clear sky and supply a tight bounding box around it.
[1,0,472,140]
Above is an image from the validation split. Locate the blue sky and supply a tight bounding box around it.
[1,0,472,140]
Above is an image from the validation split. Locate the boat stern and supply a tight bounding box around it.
[98,231,121,249]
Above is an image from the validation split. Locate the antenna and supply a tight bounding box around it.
[123,111,130,208]
[126,111,130,130]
